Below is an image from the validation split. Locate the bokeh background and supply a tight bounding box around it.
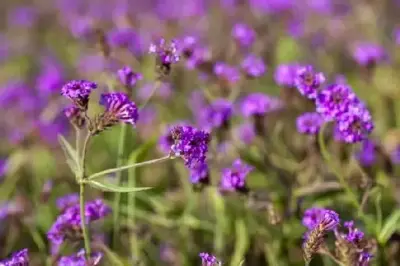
[0,0,400,265]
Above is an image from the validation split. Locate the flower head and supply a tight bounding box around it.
[241,54,266,78]
[355,139,377,166]
[198,99,233,130]
[294,65,325,99]
[149,38,180,76]
[199,252,221,266]
[296,112,324,135]
[56,193,79,212]
[64,106,85,128]
[0,248,29,265]
[220,159,253,193]
[302,207,330,230]
[158,121,190,154]
[170,126,210,168]
[61,80,97,110]
[117,66,142,88]
[274,63,298,88]
[343,221,365,243]
[232,23,256,48]
[240,93,282,117]
[352,42,387,67]
[190,162,210,185]
[358,252,373,266]
[58,249,102,266]
[213,62,241,84]
[315,83,358,121]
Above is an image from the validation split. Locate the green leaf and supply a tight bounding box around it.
[378,209,400,244]
[58,134,80,174]
[87,179,152,193]
[230,219,248,266]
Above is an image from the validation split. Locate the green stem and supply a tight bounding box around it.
[80,181,91,259]
[112,123,128,248]
[210,188,226,255]
[80,133,91,178]
[88,155,171,180]
[318,124,360,210]
[127,155,138,256]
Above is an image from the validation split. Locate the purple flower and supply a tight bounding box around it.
[391,145,400,164]
[302,207,330,230]
[64,106,85,128]
[36,56,64,96]
[8,6,37,27]
[294,65,325,99]
[186,46,212,70]
[170,126,210,168]
[179,35,198,57]
[315,83,358,121]
[0,248,29,265]
[220,159,253,193]
[99,92,139,126]
[343,220,364,243]
[358,252,373,266]
[190,162,209,185]
[336,103,374,143]
[352,42,387,67]
[158,122,189,154]
[117,66,142,88]
[318,210,340,231]
[58,249,102,266]
[213,62,241,84]
[61,80,97,110]
[274,63,298,88]
[355,139,377,166]
[241,54,266,78]
[296,112,324,135]
[56,194,79,212]
[240,93,282,117]
[232,23,256,48]
[199,252,221,266]
[108,27,143,55]
[198,99,233,130]
[149,39,180,75]
[234,122,256,145]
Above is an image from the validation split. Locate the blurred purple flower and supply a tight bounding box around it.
[0,159,8,178]
[296,112,324,135]
[240,93,282,117]
[61,80,97,110]
[234,122,256,145]
[170,125,210,168]
[220,159,253,193]
[190,162,209,185]
[36,56,65,96]
[199,252,221,266]
[58,249,102,266]
[56,193,79,212]
[188,90,207,114]
[99,92,139,126]
[274,63,298,88]
[8,6,37,27]
[352,42,387,67]
[394,28,400,45]
[315,83,358,121]
[117,66,142,88]
[241,54,266,78]
[355,139,377,166]
[302,207,331,230]
[137,82,172,102]
[108,27,144,55]
[0,248,29,265]
[249,0,293,13]
[294,65,325,99]
[155,0,205,20]
[0,200,24,220]
[213,62,241,83]
[186,46,212,70]
[232,23,256,48]
[197,99,233,130]
[343,220,364,243]
[391,145,400,164]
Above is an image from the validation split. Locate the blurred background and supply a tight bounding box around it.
[0,0,400,265]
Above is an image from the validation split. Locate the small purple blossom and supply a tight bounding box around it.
[352,42,387,67]
[199,252,221,266]
[198,99,233,130]
[58,249,102,266]
[302,207,330,230]
[343,220,365,243]
[234,122,256,145]
[274,63,298,88]
[64,106,85,128]
[355,139,377,166]
[241,54,266,78]
[232,23,256,48]
[149,39,180,75]
[213,62,241,83]
[190,162,209,185]
[99,92,139,126]
[318,210,340,231]
[358,252,373,266]
[117,66,142,88]
[240,93,282,117]
[0,248,29,265]
[294,65,326,99]
[186,46,212,70]
[170,125,210,169]
[158,121,190,154]
[61,80,97,110]
[296,112,324,135]
[315,83,358,121]
[220,159,253,193]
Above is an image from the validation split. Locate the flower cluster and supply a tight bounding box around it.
[61,80,97,111]
[219,159,253,193]
[56,193,79,212]
[241,54,266,78]
[198,99,233,131]
[117,66,142,88]
[199,252,221,266]
[58,249,102,266]
[149,38,180,76]
[0,248,29,265]
[294,65,326,99]
[296,112,324,135]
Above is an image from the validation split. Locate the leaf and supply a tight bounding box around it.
[87,179,152,193]
[230,219,248,266]
[378,209,400,244]
[58,134,80,174]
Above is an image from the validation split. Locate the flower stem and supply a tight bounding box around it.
[127,153,138,256]
[80,181,91,259]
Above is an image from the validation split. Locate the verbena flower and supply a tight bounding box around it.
[137,82,172,102]
[198,99,233,130]
[232,23,256,48]
[240,93,282,117]
[294,65,325,99]
[343,221,364,243]
[179,35,198,58]
[64,106,85,128]
[158,121,190,154]
[170,125,210,169]
[56,194,79,212]
[241,54,266,78]
[274,63,298,88]
[149,38,180,76]
[358,252,373,266]
[186,46,212,70]
[336,103,374,143]
[199,252,221,266]
[220,159,253,193]
[58,249,102,266]
[315,83,358,121]
[190,162,209,185]
[117,66,142,88]
[61,80,97,110]
[0,248,29,265]
[213,62,241,84]
[95,92,138,133]
[296,112,324,135]
[352,42,387,67]
[354,139,376,166]
[302,207,330,230]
